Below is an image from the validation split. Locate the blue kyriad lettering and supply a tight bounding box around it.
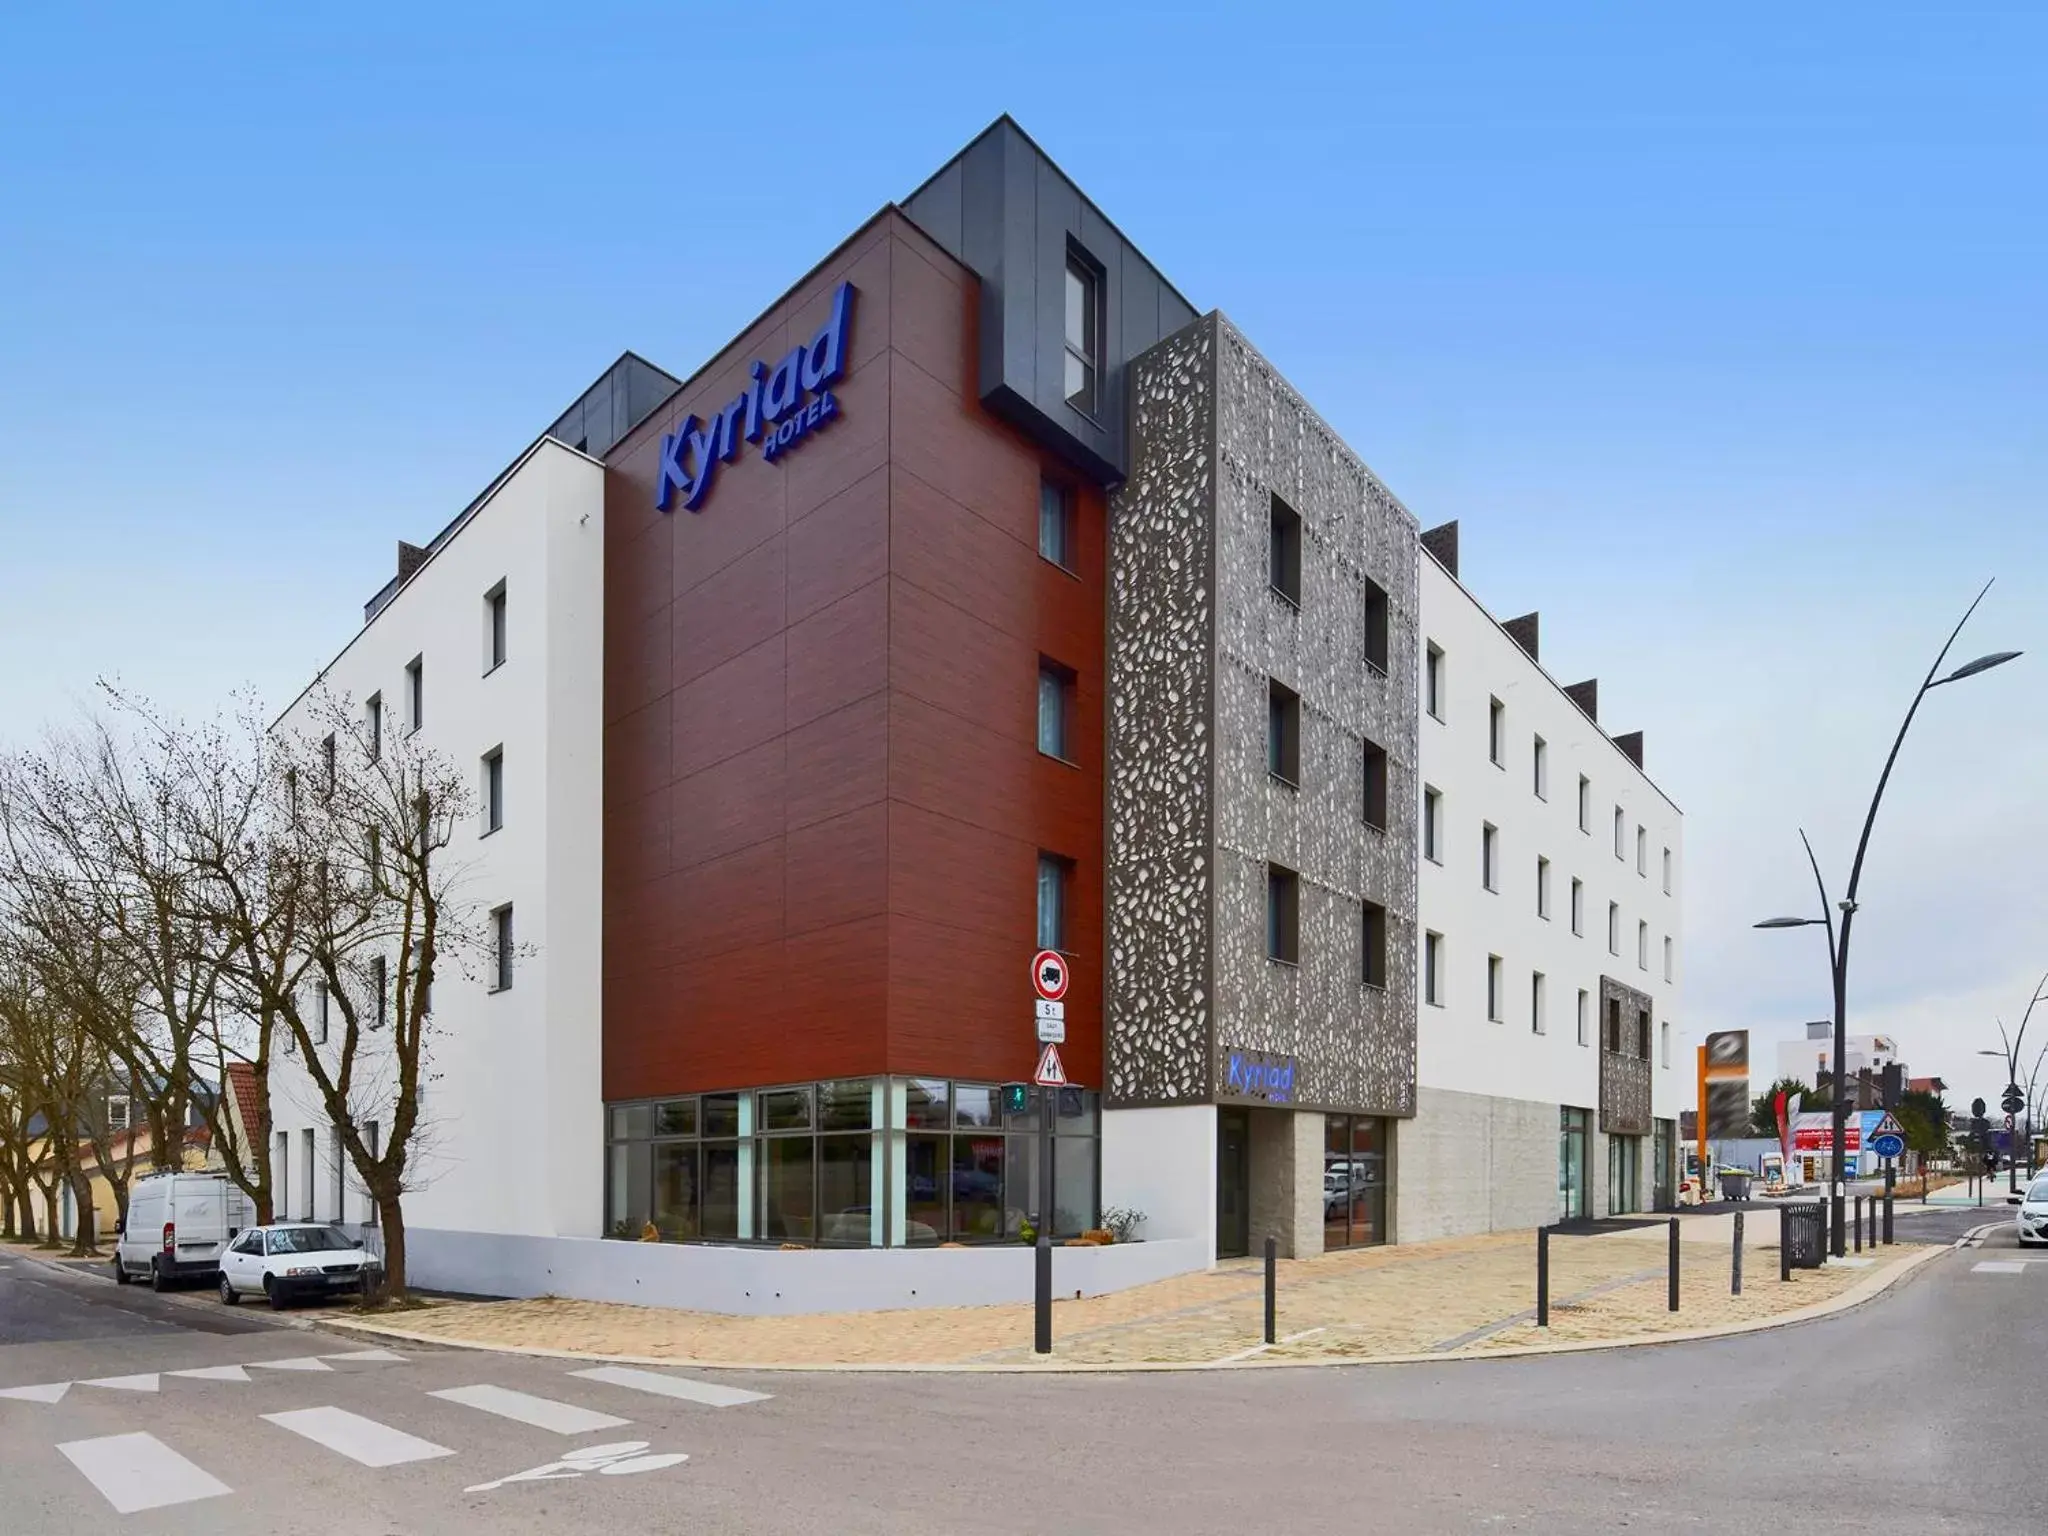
[654,282,856,513]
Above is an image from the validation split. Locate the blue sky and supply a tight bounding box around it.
[2,4,2043,1107]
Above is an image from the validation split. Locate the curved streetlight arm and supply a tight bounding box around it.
[1797,829,1839,975]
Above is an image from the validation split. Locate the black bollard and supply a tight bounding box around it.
[1732,1210,1744,1296]
[1779,1204,1790,1282]
[1853,1196,1863,1253]
[1537,1225,1550,1327]
[1668,1217,1680,1312]
[1034,1232,1052,1354]
[1883,1165,1895,1244]
[1263,1235,1276,1345]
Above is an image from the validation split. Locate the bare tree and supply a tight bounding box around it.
[192,688,485,1300]
[0,932,108,1254]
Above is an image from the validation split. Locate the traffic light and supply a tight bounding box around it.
[1001,1083,1030,1115]
[1881,1063,1902,1110]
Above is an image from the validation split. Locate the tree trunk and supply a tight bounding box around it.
[66,1170,96,1257]
[373,1191,407,1300]
[17,1183,38,1242]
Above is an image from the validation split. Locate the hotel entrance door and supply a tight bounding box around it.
[1216,1108,1250,1259]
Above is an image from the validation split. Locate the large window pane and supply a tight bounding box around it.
[759,1136,815,1242]
[1007,1134,1041,1237]
[1056,1087,1097,1135]
[954,1085,998,1128]
[818,1079,872,1132]
[701,1141,739,1240]
[952,1135,1005,1240]
[652,1143,699,1240]
[702,1093,740,1138]
[905,1080,949,1130]
[610,1104,650,1141]
[906,1133,946,1242]
[818,1134,874,1245]
[608,1142,649,1235]
[1053,1136,1097,1236]
[1348,1117,1386,1246]
[1323,1117,1351,1251]
[654,1099,695,1137]
[758,1087,810,1132]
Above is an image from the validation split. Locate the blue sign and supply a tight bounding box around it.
[655,281,856,513]
[1870,1131,1905,1160]
[1224,1049,1297,1105]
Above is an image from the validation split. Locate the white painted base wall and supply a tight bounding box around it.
[408,1229,1211,1316]
[1102,1104,1216,1264]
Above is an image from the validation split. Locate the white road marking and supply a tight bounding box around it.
[263,1406,455,1467]
[168,1365,250,1383]
[1973,1260,2026,1274]
[465,1440,688,1495]
[81,1373,159,1392]
[58,1431,232,1514]
[249,1356,333,1372]
[320,1348,407,1363]
[570,1365,772,1408]
[430,1384,630,1435]
[0,1380,72,1403]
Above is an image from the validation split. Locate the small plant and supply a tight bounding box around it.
[1100,1206,1146,1244]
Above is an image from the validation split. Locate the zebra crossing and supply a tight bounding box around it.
[1,1347,773,1516]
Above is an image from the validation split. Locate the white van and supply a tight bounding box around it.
[113,1172,258,1292]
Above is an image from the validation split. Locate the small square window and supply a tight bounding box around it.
[1363,577,1389,676]
[1267,679,1300,785]
[1362,900,1387,989]
[1488,697,1505,766]
[1362,738,1388,831]
[1424,931,1444,1006]
[1038,479,1075,570]
[1269,494,1302,606]
[1037,660,1075,761]
[1267,864,1299,964]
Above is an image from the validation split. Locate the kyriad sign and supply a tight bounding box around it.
[655,281,856,513]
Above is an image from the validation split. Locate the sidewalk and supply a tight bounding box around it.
[326,1216,1939,1371]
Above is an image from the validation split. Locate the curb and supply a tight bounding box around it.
[314,1241,1948,1375]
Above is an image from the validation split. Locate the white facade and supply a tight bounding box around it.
[268,437,605,1246]
[1776,1027,1902,1088]
[1402,551,1685,1232]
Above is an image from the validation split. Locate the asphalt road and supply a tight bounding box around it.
[0,1207,2035,1535]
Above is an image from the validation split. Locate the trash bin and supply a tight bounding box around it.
[1783,1201,1826,1269]
[1718,1171,1752,1202]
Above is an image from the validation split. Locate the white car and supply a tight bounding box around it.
[216,1223,376,1309]
[2015,1179,2048,1246]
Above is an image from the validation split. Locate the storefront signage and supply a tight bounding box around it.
[655,281,856,513]
[1223,1049,1297,1105]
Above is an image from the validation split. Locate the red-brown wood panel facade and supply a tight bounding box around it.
[602,210,1104,1104]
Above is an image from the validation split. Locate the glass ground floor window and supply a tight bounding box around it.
[1559,1108,1590,1220]
[606,1077,1100,1248]
[1322,1114,1387,1249]
[1608,1131,1642,1215]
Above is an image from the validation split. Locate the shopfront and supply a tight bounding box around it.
[606,1078,1101,1248]
[1608,1133,1642,1215]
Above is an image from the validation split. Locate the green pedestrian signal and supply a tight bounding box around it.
[1001,1082,1030,1115]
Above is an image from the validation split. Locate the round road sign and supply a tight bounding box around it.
[1870,1131,1905,1160]
[1031,949,1069,1002]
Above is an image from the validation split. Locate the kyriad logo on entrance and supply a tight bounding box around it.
[655,281,856,513]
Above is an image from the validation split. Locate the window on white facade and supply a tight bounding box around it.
[1571,878,1584,936]
[485,580,508,672]
[1533,735,1547,798]
[1577,989,1590,1047]
[321,733,336,794]
[406,655,424,733]
[1608,902,1620,955]
[1426,644,1444,721]
[1481,822,1498,892]
[492,904,514,992]
[1423,787,1442,863]
[365,693,382,762]
[1660,1019,1672,1068]
[1664,935,1674,982]
[1637,825,1647,876]
[1488,697,1505,766]
[1638,920,1649,970]
[482,747,504,835]
[1486,955,1504,1022]
[1613,806,1626,858]
[1578,774,1591,833]
[1424,931,1443,1005]
[1531,971,1547,1035]
[316,981,329,1044]
[370,955,387,1029]
[1537,856,1551,919]
[1663,847,1673,894]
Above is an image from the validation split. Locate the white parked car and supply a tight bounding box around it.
[2015,1179,2048,1246]
[113,1172,257,1292]
[217,1223,376,1309]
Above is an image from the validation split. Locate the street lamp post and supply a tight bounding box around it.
[1973,984,2048,1192]
[1755,582,2018,1256]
